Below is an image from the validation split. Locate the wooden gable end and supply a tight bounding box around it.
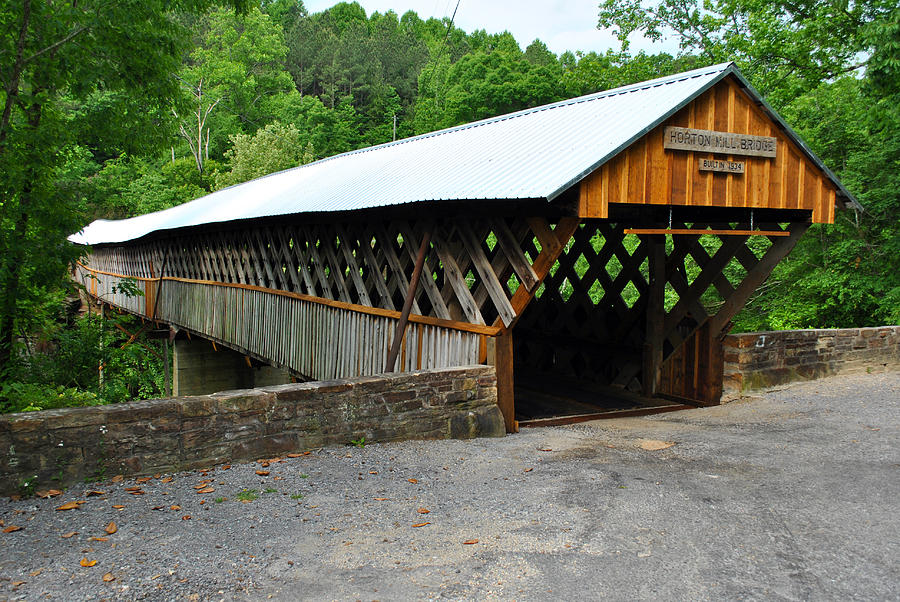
[578,75,838,223]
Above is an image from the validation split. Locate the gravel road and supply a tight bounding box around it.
[1,370,898,601]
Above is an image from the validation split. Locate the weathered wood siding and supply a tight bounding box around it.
[74,265,483,381]
[579,76,838,223]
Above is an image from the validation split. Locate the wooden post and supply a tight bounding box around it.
[643,235,666,397]
[386,231,431,372]
[494,328,517,433]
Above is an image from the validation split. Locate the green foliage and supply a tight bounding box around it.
[0,382,101,414]
[236,488,259,501]
[214,121,314,188]
[1,309,169,412]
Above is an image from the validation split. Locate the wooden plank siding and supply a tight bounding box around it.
[578,76,838,223]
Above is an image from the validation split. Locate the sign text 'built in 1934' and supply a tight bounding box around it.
[664,126,777,158]
[698,158,745,173]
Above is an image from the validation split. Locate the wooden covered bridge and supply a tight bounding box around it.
[71,63,856,432]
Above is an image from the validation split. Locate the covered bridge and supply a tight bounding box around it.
[72,62,857,432]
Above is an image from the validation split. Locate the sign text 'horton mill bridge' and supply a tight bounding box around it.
[71,63,857,432]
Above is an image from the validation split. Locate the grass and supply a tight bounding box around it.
[214,497,226,503]
[290,493,303,500]
[349,436,366,448]
[264,487,278,494]
[236,489,259,502]
[299,473,309,479]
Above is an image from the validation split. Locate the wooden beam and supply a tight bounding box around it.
[506,217,581,319]
[375,224,420,315]
[457,223,517,327]
[643,235,665,397]
[709,222,809,335]
[396,222,451,320]
[624,228,789,237]
[433,231,486,325]
[491,218,539,292]
[386,231,431,372]
[76,262,501,336]
[494,328,517,433]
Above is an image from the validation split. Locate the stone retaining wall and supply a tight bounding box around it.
[0,365,502,496]
[722,326,900,399]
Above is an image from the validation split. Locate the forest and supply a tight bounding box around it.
[0,0,897,411]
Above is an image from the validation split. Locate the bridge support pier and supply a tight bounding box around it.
[172,335,291,396]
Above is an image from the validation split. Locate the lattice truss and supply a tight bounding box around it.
[515,219,805,393]
[85,216,574,329]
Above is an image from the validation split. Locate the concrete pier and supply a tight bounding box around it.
[173,336,291,396]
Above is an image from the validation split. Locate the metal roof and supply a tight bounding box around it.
[70,62,857,246]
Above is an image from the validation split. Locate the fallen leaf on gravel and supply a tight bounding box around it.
[196,487,215,494]
[221,465,231,470]
[152,506,164,511]
[29,569,42,576]
[524,468,533,473]
[56,501,83,511]
[36,489,62,498]
[102,572,116,582]
[105,522,117,535]
[3,525,22,533]
[80,558,97,567]
[110,475,124,483]
[369,471,378,475]
[286,453,303,458]
[88,537,108,542]
[407,478,418,484]
[181,515,191,520]
[170,505,181,511]
[154,473,161,479]
[463,539,479,545]
[61,531,77,538]
[85,490,106,497]
[12,580,25,587]
[273,476,283,481]
[639,439,676,451]
[160,477,174,483]
[255,471,270,476]
[373,497,389,501]
[112,505,125,510]
[193,482,212,489]
[136,477,151,484]
[128,490,146,496]
[199,500,206,505]
[411,522,430,528]
[417,508,430,514]
[124,486,141,492]
[538,448,553,452]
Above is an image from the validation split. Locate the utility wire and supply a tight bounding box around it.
[421,0,461,97]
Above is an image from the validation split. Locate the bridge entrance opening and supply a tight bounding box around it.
[510,223,691,426]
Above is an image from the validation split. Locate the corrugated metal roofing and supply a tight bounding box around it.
[70,62,856,246]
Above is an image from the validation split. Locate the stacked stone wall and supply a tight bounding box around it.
[0,366,501,496]
[723,326,900,399]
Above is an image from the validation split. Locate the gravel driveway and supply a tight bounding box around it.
[1,371,898,601]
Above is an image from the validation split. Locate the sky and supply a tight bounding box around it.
[301,0,679,56]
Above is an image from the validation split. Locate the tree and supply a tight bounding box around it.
[0,0,248,374]
[597,0,896,104]
[214,121,314,188]
[176,6,295,170]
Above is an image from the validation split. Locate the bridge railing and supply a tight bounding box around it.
[74,264,496,380]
